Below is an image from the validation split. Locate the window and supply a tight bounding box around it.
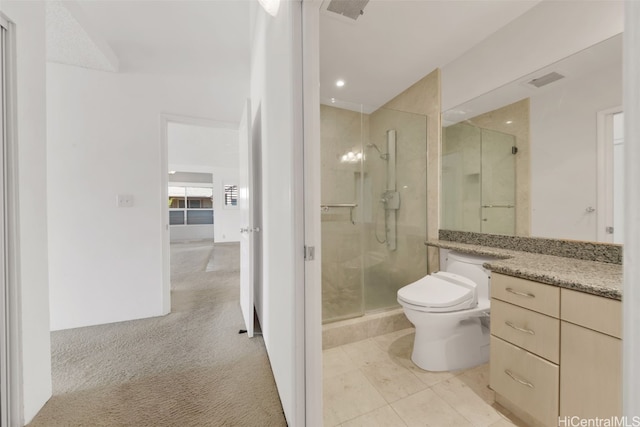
[168,186,214,225]
[224,184,238,207]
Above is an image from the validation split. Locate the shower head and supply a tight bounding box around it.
[366,143,389,160]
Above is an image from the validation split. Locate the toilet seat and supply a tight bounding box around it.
[397,271,478,313]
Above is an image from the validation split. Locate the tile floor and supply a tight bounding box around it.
[323,328,526,427]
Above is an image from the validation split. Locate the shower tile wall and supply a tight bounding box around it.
[321,105,368,322]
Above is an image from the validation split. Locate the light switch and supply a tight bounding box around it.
[117,194,134,207]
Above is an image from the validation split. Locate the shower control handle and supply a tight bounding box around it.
[381,190,401,210]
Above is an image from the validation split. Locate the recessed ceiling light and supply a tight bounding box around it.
[505,120,513,124]
[169,171,176,174]
[336,79,345,87]
[331,98,336,103]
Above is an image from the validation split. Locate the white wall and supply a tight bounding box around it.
[0,1,53,423]
[168,122,240,243]
[250,1,305,424]
[530,63,622,241]
[442,1,624,111]
[47,62,233,331]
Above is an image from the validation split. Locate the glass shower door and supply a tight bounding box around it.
[320,102,365,323]
[480,129,516,234]
[363,107,428,312]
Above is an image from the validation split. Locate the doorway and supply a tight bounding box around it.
[597,107,624,244]
[160,114,242,314]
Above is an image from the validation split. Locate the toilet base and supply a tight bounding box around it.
[410,317,490,372]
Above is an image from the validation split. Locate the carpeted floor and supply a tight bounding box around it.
[28,240,286,427]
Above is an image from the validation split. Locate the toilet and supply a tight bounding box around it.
[397,250,494,372]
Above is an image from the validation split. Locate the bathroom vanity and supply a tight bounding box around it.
[428,231,623,427]
[490,273,621,427]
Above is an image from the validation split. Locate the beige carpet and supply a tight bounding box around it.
[28,241,286,427]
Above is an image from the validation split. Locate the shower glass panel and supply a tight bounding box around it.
[320,103,429,323]
[320,102,366,323]
[480,129,516,234]
[441,124,482,231]
[363,108,428,312]
[442,122,516,234]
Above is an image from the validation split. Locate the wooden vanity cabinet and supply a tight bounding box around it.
[490,274,622,427]
[559,288,622,420]
[490,273,560,427]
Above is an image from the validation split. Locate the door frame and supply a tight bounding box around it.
[0,13,23,427]
[596,105,623,243]
[302,0,323,424]
[159,113,239,315]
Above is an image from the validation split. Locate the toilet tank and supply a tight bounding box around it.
[443,251,493,302]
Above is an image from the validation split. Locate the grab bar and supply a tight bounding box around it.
[321,203,358,209]
[481,204,515,208]
[321,203,358,225]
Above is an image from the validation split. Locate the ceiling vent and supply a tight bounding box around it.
[326,0,369,20]
[527,71,565,88]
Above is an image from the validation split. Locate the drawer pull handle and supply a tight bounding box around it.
[506,287,536,298]
[505,321,535,335]
[505,370,534,389]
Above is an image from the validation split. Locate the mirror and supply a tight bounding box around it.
[441,33,623,243]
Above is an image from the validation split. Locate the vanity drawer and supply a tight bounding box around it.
[491,273,559,317]
[491,299,560,363]
[490,336,559,427]
[561,288,622,338]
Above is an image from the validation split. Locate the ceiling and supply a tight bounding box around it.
[47,0,251,121]
[47,0,547,121]
[320,0,541,112]
[74,0,250,78]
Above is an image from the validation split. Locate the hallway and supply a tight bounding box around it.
[28,241,286,426]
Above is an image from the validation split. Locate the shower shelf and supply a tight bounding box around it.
[321,203,358,224]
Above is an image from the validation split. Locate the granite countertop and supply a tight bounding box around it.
[427,239,623,300]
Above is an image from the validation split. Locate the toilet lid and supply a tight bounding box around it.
[397,272,477,309]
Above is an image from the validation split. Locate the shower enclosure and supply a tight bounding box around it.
[441,122,516,235]
[320,102,428,323]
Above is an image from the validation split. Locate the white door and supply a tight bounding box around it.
[611,112,624,244]
[238,99,254,337]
